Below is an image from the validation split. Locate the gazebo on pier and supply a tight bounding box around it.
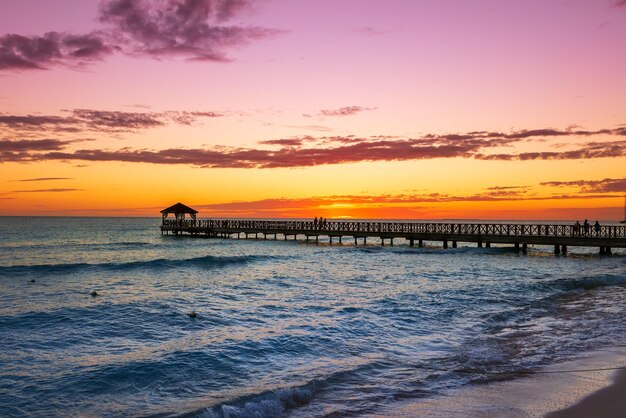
[160,202,198,224]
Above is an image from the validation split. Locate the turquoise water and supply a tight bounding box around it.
[0,217,624,417]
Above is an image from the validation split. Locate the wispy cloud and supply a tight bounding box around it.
[354,27,389,36]
[486,185,530,191]
[319,106,377,117]
[11,188,82,193]
[540,177,626,193]
[475,140,626,161]
[0,0,281,71]
[10,177,73,182]
[193,189,622,218]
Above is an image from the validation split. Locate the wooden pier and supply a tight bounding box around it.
[161,218,626,254]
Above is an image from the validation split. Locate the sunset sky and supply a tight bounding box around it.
[1,0,625,219]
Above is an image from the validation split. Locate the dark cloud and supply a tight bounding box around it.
[0,114,75,127]
[0,0,279,71]
[541,178,626,193]
[71,109,164,130]
[614,0,626,7]
[0,138,83,162]
[98,0,279,62]
[258,136,319,147]
[0,109,224,133]
[0,139,71,151]
[0,32,113,70]
[319,106,376,117]
[25,138,624,168]
[259,138,307,147]
[3,126,625,168]
[10,177,73,182]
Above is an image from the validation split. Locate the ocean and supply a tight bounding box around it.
[0,217,624,417]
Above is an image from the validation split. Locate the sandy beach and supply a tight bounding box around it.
[388,347,626,417]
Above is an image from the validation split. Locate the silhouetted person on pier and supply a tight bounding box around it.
[574,221,581,236]
[314,217,318,229]
[583,219,590,236]
[594,221,600,236]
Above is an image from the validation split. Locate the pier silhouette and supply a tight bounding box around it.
[160,204,625,255]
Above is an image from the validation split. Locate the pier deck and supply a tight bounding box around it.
[161,219,626,254]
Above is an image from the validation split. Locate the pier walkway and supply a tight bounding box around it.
[161,219,626,254]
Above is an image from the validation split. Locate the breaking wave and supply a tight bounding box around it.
[0,254,279,277]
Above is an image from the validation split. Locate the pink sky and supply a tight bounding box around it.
[0,0,625,218]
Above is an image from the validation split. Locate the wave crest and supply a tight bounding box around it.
[0,254,278,276]
[200,383,317,418]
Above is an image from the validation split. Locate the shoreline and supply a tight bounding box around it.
[388,346,626,417]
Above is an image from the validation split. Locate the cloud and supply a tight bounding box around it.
[99,0,280,62]
[0,109,224,133]
[475,140,626,160]
[541,178,626,193]
[11,188,82,193]
[70,109,164,129]
[259,138,308,147]
[0,139,72,151]
[319,106,377,117]
[26,139,625,168]
[193,190,622,218]
[30,136,488,167]
[354,27,389,36]
[0,32,113,70]
[0,114,74,127]
[282,125,333,132]
[614,0,626,7]
[0,138,84,162]
[10,177,73,182]
[258,136,318,147]
[0,0,280,71]
[486,185,529,191]
[3,126,625,168]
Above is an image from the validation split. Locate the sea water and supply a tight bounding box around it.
[0,217,624,417]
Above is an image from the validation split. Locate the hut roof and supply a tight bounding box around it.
[160,202,198,214]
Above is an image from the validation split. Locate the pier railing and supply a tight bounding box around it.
[162,219,626,238]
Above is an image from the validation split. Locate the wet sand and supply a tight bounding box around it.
[546,367,626,418]
[388,347,626,417]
